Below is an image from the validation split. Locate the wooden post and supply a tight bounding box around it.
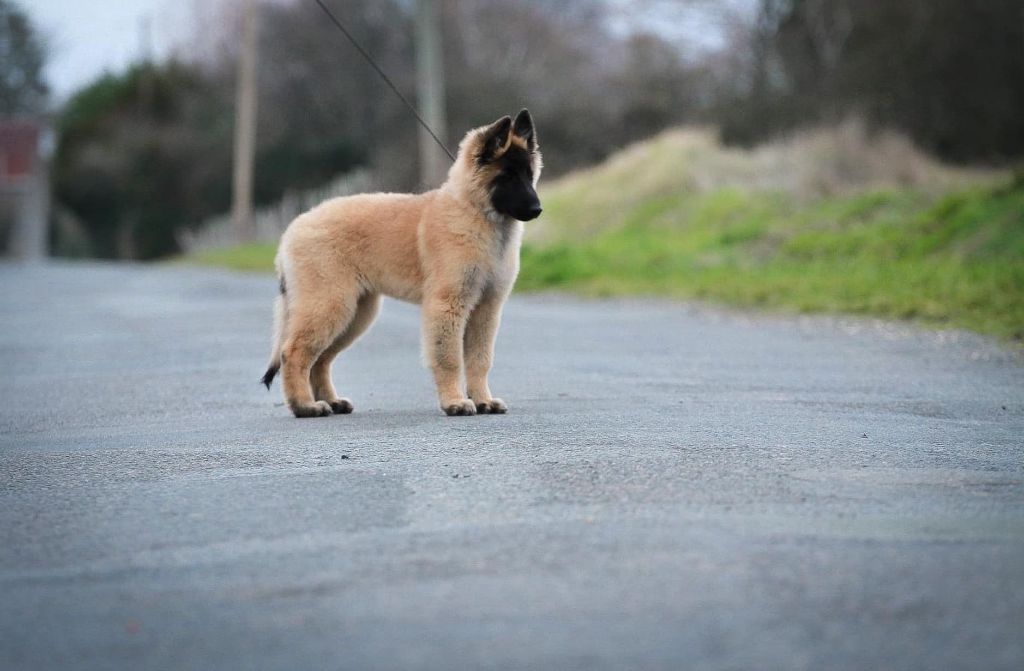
[415,0,449,188]
[231,0,260,242]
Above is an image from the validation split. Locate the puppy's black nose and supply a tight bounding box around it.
[523,205,543,221]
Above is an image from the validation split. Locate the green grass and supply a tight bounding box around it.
[520,176,1024,340]
[185,154,1023,341]
[189,243,278,273]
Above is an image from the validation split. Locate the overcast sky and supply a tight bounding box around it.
[28,0,193,101]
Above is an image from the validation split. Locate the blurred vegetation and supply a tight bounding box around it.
[53,63,233,259]
[720,0,1024,162]
[51,58,369,259]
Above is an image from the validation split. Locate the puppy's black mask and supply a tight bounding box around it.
[489,146,541,221]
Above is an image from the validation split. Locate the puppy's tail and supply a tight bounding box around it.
[261,273,288,389]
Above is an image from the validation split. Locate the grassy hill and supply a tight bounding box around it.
[189,125,1023,340]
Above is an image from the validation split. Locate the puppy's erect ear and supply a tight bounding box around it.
[478,115,512,164]
[512,108,536,150]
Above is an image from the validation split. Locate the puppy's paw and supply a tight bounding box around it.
[442,399,477,416]
[291,400,333,418]
[328,398,354,414]
[475,398,508,414]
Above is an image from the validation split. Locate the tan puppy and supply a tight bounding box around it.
[261,110,543,417]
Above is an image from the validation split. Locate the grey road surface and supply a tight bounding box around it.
[1,262,1022,671]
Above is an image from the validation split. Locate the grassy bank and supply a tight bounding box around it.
[521,179,1023,339]
[187,127,1023,340]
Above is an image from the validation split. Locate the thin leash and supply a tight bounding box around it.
[312,0,456,162]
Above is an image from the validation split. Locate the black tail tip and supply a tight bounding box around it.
[261,365,279,390]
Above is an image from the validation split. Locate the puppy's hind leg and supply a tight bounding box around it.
[281,289,359,418]
[310,293,381,414]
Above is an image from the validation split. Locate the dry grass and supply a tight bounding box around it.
[532,121,1003,244]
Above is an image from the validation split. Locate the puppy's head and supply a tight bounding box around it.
[449,109,544,221]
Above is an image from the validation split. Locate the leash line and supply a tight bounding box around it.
[312,0,456,162]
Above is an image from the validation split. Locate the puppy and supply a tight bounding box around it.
[261,109,542,417]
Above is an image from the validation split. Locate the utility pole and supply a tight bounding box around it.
[415,0,448,188]
[231,0,260,243]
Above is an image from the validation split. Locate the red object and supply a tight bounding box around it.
[0,121,40,183]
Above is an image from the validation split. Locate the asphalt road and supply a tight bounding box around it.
[1,261,1022,671]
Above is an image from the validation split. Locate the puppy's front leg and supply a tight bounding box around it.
[422,291,477,416]
[464,293,508,414]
